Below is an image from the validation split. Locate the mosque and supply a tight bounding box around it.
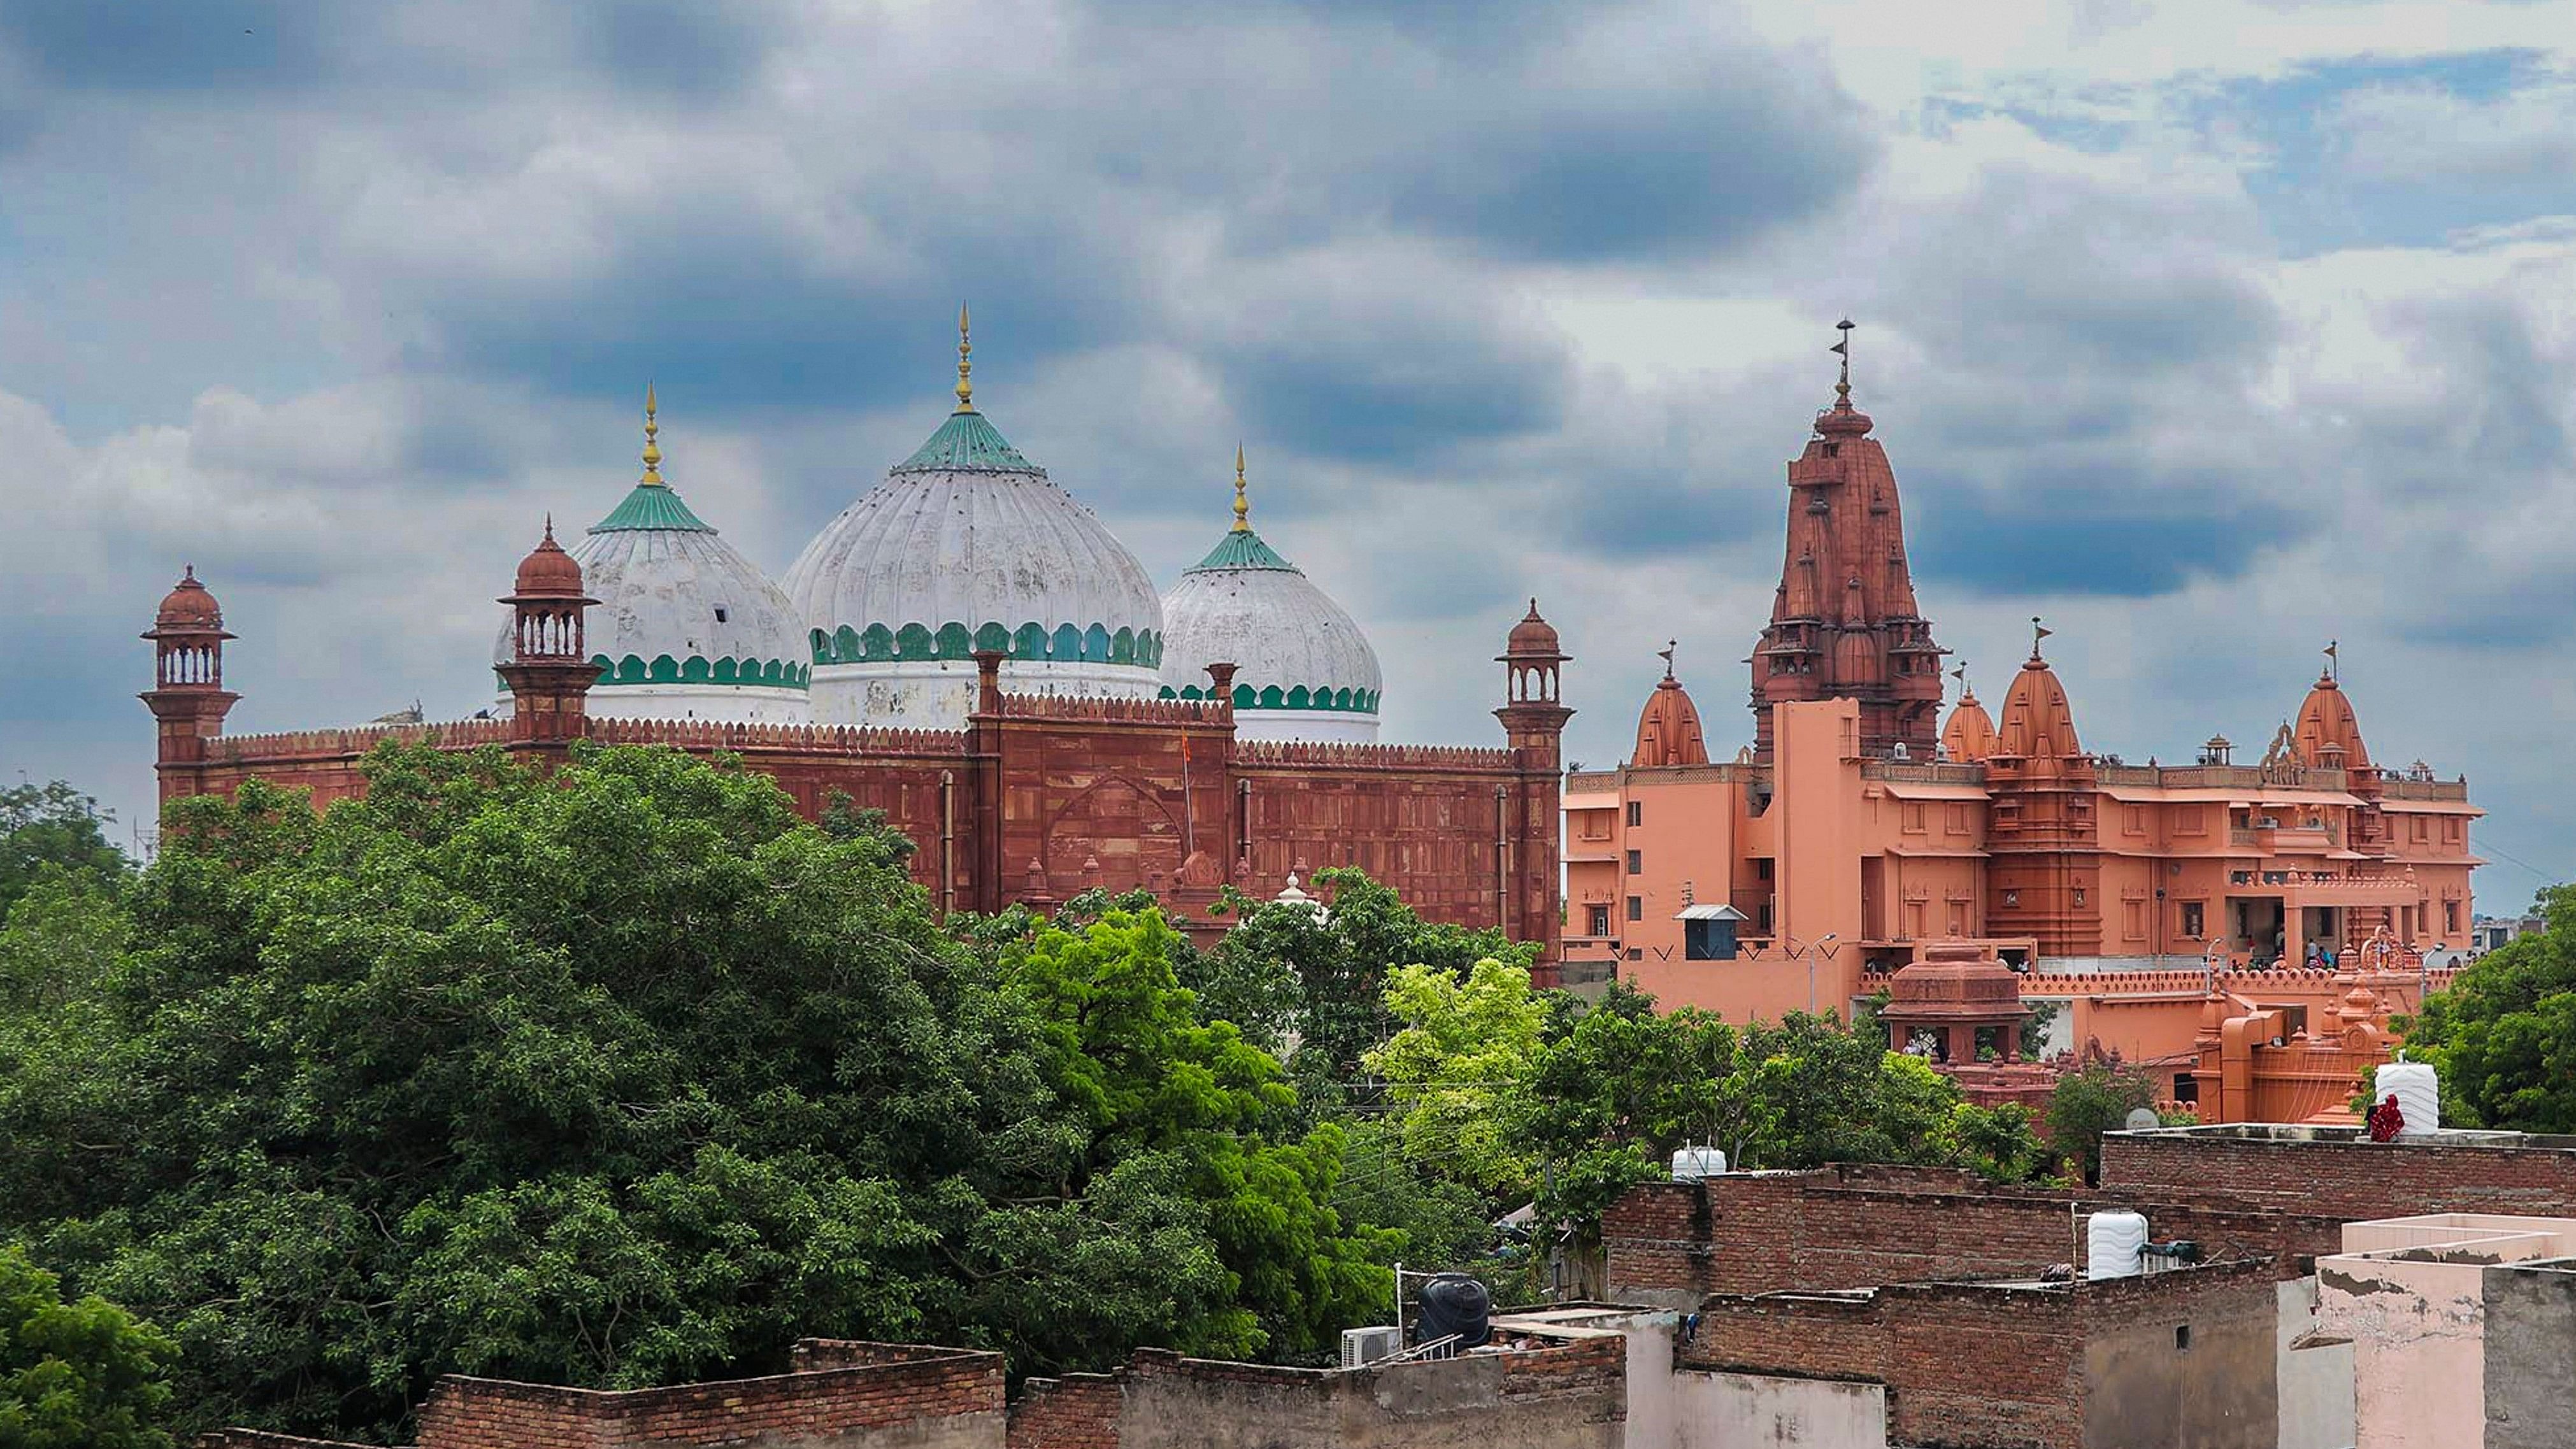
[1564,339,2482,1120]
[143,315,1567,962]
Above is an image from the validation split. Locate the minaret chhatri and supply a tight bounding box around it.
[1750,319,1946,760]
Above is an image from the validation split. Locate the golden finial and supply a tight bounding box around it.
[1231,443,1250,532]
[954,302,974,413]
[640,384,665,485]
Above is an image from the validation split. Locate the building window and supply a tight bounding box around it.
[1626,896,1643,922]
[713,606,729,624]
[1902,803,1927,834]
[2175,806,2205,836]
[1626,947,1643,961]
[2003,889,2020,909]
[2175,1325,2191,1352]
[2072,887,2086,907]
[2445,901,2461,935]
[2180,901,2205,939]
[1587,904,1610,938]
[1627,801,1642,828]
[1945,803,1968,834]
[1626,849,1642,874]
[2124,805,2146,836]
[1756,859,1775,882]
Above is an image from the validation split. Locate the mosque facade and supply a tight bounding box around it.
[143,318,1568,964]
[1563,352,2480,1117]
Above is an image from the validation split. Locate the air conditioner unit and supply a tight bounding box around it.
[1341,1325,1403,1368]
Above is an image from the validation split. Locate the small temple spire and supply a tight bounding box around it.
[1231,443,1250,532]
[640,385,664,486]
[954,302,974,413]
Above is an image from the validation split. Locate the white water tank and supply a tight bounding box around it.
[2379,1062,2439,1135]
[2087,1211,2149,1280]
[1671,1147,1728,1181]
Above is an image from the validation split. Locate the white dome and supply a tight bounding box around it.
[492,475,810,725]
[1159,513,1382,745]
[785,406,1167,727]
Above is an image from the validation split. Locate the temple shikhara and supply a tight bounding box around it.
[142,317,1569,965]
[1565,330,2480,1122]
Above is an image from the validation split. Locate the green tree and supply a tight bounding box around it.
[1,1245,175,1449]
[0,782,129,919]
[0,743,1383,1442]
[1516,981,1736,1244]
[1363,959,1549,1195]
[2400,885,2576,1130]
[1207,868,1533,1099]
[2046,1063,2160,1185]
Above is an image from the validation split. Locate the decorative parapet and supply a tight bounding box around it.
[992,692,1230,726]
[1234,739,1515,773]
[2374,774,2471,802]
[211,718,515,758]
[2095,762,2351,792]
[1862,759,1988,785]
[586,717,968,757]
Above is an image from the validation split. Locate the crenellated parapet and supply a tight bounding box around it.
[213,718,516,759]
[1234,739,1515,773]
[585,716,968,759]
[988,692,1231,726]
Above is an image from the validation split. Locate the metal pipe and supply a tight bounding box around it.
[939,770,956,918]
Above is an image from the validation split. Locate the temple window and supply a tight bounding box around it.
[1626,850,1642,874]
[1627,801,1642,827]
[1627,896,1643,922]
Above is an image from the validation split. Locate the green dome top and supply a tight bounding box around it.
[893,409,1043,476]
[589,482,714,533]
[1188,527,1300,573]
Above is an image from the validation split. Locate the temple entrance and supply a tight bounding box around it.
[2231,897,2286,965]
[2301,906,2343,963]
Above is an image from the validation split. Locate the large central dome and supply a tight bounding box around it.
[784,315,1165,726]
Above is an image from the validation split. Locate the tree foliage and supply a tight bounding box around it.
[0,745,1386,1443]
[2046,1063,2160,1186]
[2401,885,2576,1131]
[0,782,129,921]
[1,1245,175,1449]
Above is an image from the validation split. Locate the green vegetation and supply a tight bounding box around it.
[0,782,129,921]
[2398,885,2575,1131]
[0,745,2082,1445]
[1,1246,175,1449]
[2045,1062,2161,1186]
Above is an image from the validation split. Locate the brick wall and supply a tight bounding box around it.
[2103,1129,2576,1220]
[1681,1262,2279,1449]
[415,1346,1005,1449]
[1004,1373,1120,1449]
[1604,1163,2347,1307]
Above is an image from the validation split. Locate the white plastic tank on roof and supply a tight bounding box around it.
[1671,1147,1728,1181]
[2087,1211,2149,1280]
[2378,1061,2439,1136]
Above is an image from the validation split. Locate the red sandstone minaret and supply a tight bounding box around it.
[497,520,601,745]
[1496,601,1572,973]
[141,566,240,804]
[1750,321,1945,760]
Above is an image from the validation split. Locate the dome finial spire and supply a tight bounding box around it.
[1831,318,1855,406]
[954,302,974,414]
[2030,615,2053,660]
[640,385,664,486]
[1231,442,1250,532]
[1659,639,1677,679]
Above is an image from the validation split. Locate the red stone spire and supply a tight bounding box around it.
[141,565,241,804]
[1750,322,1944,759]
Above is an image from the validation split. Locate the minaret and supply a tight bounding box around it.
[497,518,601,745]
[1750,320,1945,759]
[1496,601,1573,975]
[141,566,240,804]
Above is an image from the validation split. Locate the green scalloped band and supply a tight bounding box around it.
[1160,683,1380,714]
[810,621,1164,669]
[492,655,812,690]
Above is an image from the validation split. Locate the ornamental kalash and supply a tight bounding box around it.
[141,313,1571,967]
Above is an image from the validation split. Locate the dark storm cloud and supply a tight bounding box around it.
[1908,479,2295,596]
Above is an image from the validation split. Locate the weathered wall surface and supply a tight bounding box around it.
[2079,1271,2279,1449]
[2275,1276,2356,1449]
[1671,1369,1884,1449]
[2103,1132,2576,1221]
[1008,1342,1622,1449]
[415,1345,1006,1449]
[2319,1255,2486,1449]
[2481,1262,2576,1449]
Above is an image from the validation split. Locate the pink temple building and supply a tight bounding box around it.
[1563,355,2480,1116]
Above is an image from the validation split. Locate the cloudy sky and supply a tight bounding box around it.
[3,0,2569,906]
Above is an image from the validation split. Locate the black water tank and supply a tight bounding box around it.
[1415,1273,1492,1348]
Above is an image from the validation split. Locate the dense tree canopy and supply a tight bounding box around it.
[0,782,129,920]
[0,745,1390,1443]
[0,1246,175,1449]
[2401,885,2576,1131]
